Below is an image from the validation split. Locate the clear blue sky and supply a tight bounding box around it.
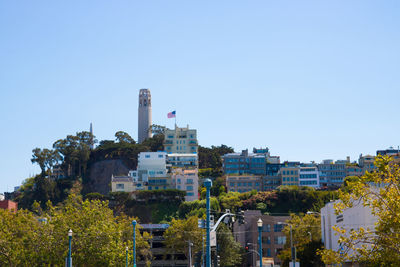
[1,1,399,193]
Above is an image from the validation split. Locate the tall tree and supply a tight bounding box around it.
[31,148,60,176]
[115,131,136,144]
[163,216,204,260]
[279,214,323,267]
[216,223,243,266]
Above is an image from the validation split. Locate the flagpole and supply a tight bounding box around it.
[175,110,177,128]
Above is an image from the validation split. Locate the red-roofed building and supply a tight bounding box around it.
[0,200,18,213]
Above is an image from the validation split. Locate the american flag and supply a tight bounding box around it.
[167,110,176,118]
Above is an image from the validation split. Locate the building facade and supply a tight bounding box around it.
[233,210,290,267]
[138,89,152,143]
[226,175,262,193]
[137,224,188,267]
[170,168,199,201]
[164,125,198,154]
[299,165,320,188]
[166,153,198,168]
[280,163,300,186]
[318,159,348,187]
[0,199,18,213]
[321,199,377,267]
[222,148,281,176]
[111,175,135,192]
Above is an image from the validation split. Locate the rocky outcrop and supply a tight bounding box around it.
[85,159,130,195]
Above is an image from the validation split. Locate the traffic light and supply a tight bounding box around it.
[237,210,245,225]
[245,246,249,252]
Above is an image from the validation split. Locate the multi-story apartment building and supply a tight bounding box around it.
[280,162,300,186]
[170,168,199,201]
[226,175,262,193]
[359,154,375,173]
[318,159,349,187]
[130,152,168,183]
[222,148,280,175]
[263,163,282,190]
[299,164,320,188]
[137,224,188,267]
[377,147,400,156]
[164,125,198,154]
[233,210,290,267]
[166,153,198,168]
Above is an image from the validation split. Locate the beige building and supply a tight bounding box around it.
[280,166,300,186]
[111,175,136,192]
[226,175,262,193]
[170,168,199,201]
[164,125,197,154]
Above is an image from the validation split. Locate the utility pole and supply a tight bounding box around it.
[188,241,193,267]
[204,178,212,267]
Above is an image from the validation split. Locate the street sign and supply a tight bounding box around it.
[210,231,216,247]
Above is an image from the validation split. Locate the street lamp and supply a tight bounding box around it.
[132,220,137,267]
[188,241,193,267]
[67,229,72,267]
[257,218,263,267]
[204,178,212,267]
[126,246,129,267]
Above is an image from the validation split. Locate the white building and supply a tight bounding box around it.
[321,199,378,263]
[299,165,320,188]
[129,152,168,184]
[170,168,199,202]
[164,125,198,154]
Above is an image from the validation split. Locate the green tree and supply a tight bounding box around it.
[115,131,136,144]
[216,223,243,266]
[31,148,60,175]
[279,214,323,267]
[0,194,151,266]
[320,156,400,266]
[163,216,204,261]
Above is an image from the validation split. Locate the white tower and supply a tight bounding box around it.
[138,89,152,143]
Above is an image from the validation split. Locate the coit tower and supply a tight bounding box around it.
[138,89,152,143]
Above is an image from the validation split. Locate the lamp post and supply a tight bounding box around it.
[126,246,129,267]
[188,241,193,267]
[204,178,212,267]
[132,220,137,267]
[67,229,72,267]
[257,219,263,267]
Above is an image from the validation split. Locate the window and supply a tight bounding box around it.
[158,154,164,158]
[148,186,152,190]
[168,135,174,138]
[186,186,193,191]
[263,236,271,244]
[177,185,181,189]
[187,179,194,184]
[155,186,159,190]
[187,192,194,196]
[263,224,271,232]
[255,182,259,186]
[230,182,235,187]
[248,182,252,186]
[274,224,284,232]
[274,236,286,245]
[145,155,150,158]
[238,182,242,186]
[116,184,124,189]
[177,179,181,184]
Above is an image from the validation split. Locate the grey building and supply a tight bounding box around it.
[138,89,152,143]
[137,224,188,267]
[318,159,348,187]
